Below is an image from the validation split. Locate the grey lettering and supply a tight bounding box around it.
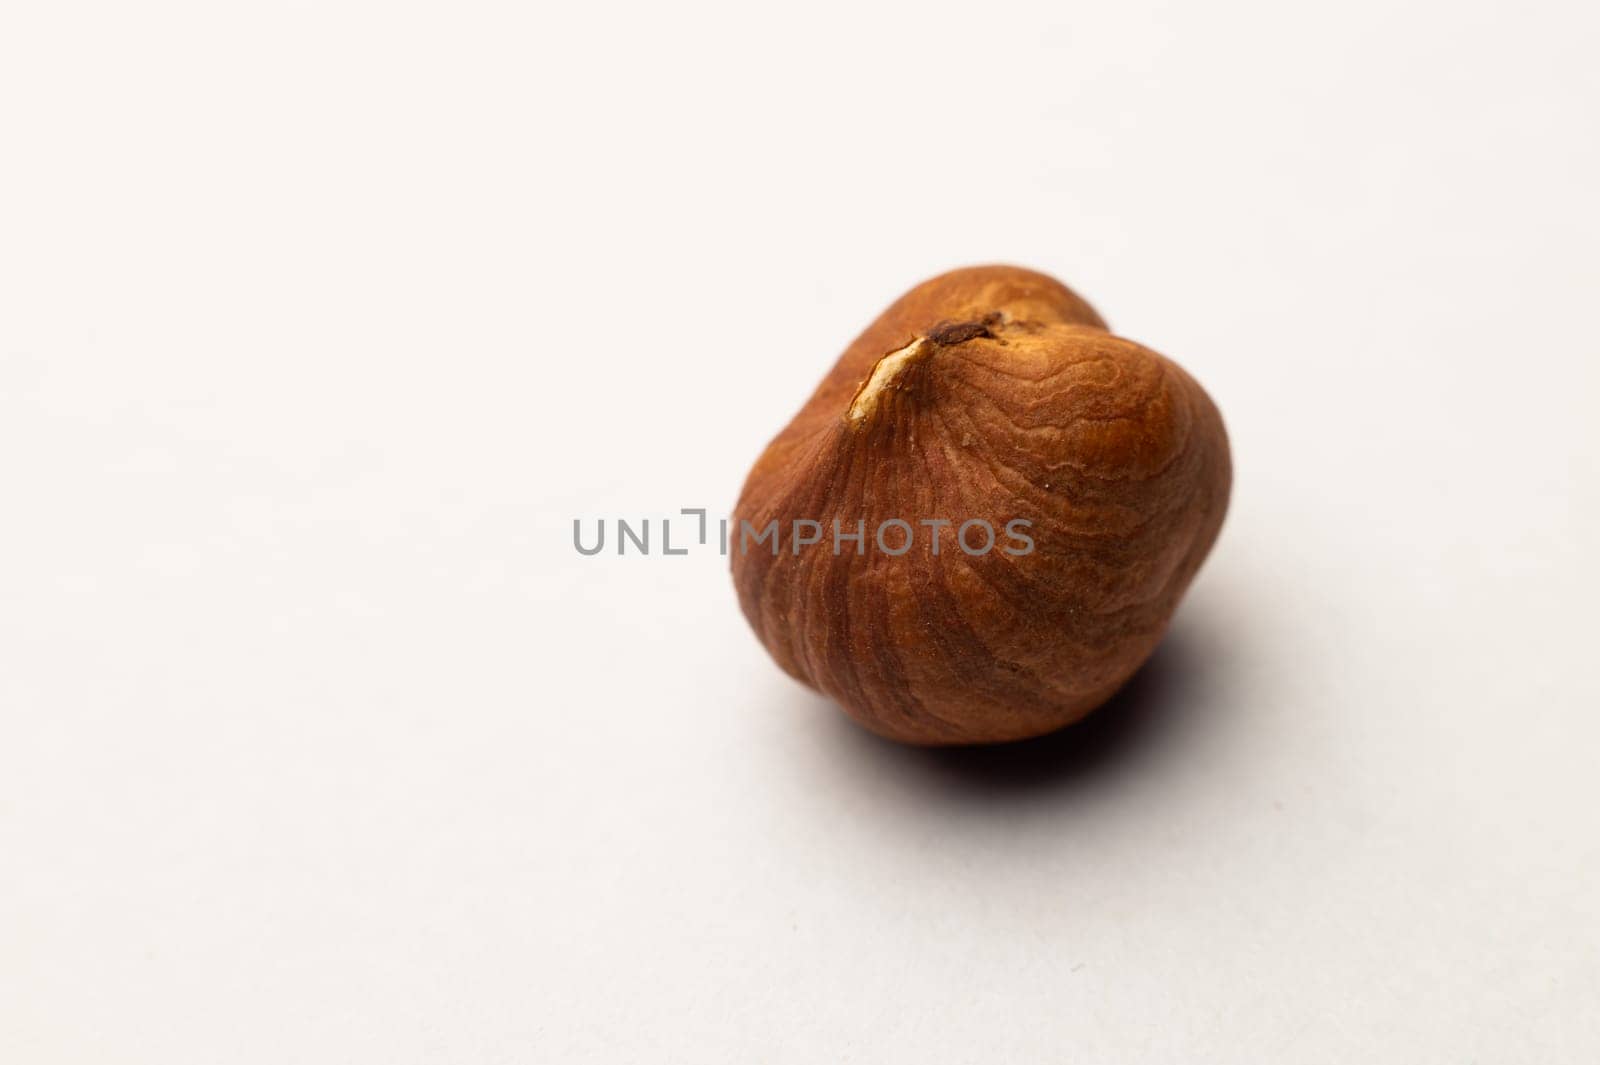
[1004,519,1035,556]
[740,519,779,555]
[958,519,995,556]
[573,519,605,556]
[662,519,688,555]
[681,507,708,544]
[920,518,951,555]
[876,519,913,556]
[618,518,649,555]
[792,520,823,555]
[833,519,866,555]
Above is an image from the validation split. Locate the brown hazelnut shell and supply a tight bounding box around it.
[731,265,1231,746]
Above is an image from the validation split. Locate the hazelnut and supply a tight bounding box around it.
[732,265,1230,745]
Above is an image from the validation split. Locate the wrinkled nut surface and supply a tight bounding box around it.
[732,265,1231,746]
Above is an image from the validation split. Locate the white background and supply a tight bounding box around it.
[3,1,1598,1061]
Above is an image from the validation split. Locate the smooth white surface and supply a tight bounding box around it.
[3,1,1598,1061]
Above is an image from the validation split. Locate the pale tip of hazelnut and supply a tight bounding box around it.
[847,336,928,425]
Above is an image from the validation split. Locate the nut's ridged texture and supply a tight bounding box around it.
[732,265,1231,746]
